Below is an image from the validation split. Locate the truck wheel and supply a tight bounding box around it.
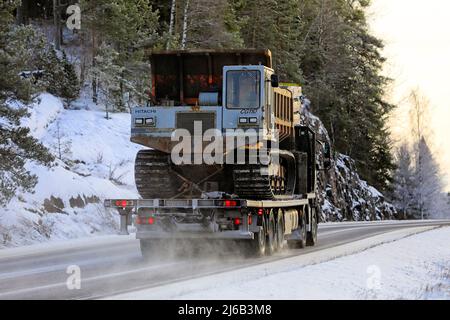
[247,218,266,257]
[275,209,285,251]
[266,210,276,255]
[306,207,318,246]
[287,208,306,249]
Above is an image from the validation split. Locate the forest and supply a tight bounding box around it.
[1,0,447,219]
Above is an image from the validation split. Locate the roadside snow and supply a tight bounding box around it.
[110,227,450,300]
[0,93,141,248]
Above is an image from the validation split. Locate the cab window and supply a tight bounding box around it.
[226,70,261,109]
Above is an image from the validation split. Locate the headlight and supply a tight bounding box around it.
[249,117,258,124]
[145,118,154,125]
[239,117,248,124]
[135,118,143,125]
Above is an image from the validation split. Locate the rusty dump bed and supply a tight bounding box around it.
[147,49,272,106]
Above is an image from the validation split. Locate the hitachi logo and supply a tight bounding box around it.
[134,109,156,114]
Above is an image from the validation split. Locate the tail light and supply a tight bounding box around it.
[136,216,155,225]
[234,218,242,226]
[224,200,238,207]
[115,200,133,208]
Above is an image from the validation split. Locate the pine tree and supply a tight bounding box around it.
[236,0,302,82]
[295,0,395,191]
[412,138,444,219]
[59,51,80,107]
[90,43,125,117]
[40,45,65,96]
[392,144,415,219]
[80,0,160,105]
[182,0,243,49]
[0,1,54,205]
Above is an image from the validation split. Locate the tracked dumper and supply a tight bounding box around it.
[133,49,310,200]
[105,49,332,257]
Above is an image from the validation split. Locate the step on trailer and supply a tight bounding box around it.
[104,194,319,258]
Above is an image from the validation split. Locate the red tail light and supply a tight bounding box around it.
[248,215,252,225]
[115,200,131,207]
[257,208,264,216]
[148,217,155,225]
[224,200,238,207]
[234,218,241,226]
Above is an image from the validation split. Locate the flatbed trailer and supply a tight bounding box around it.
[104,193,319,257]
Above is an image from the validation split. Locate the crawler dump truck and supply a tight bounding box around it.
[105,49,332,257]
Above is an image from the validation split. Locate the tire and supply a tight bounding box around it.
[306,207,318,246]
[265,210,276,256]
[275,209,285,251]
[287,208,306,249]
[247,217,266,257]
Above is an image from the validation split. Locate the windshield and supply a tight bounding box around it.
[226,70,261,109]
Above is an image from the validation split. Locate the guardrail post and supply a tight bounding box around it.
[119,213,129,235]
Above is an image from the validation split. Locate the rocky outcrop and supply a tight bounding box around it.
[301,108,397,222]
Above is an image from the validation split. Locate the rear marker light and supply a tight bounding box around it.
[224,200,238,207]
[248,215,252,225]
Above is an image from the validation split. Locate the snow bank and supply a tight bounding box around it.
[110,227,450,300]
[0,93,141,248]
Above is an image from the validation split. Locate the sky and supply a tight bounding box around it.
[368,0,450,191]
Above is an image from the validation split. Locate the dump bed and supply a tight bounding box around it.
[147,49,272,106]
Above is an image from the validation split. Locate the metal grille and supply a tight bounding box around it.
[176,112,215,135]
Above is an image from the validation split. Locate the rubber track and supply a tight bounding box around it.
[134,149,178,199]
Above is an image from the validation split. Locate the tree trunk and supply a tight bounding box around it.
[53,0,62,50]
[16,0,29,25]
[92,31,98,104]
[166,0,177,49]
[181,0,190,49]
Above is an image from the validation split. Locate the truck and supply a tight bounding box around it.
[105,49,332,257]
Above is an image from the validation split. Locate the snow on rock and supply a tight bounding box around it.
[301,108,397,222]
[0,93,141,248]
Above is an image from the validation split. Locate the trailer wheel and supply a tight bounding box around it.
[306,207,318,246]
[287,208,306,249]
[247,218,266,257]
[275,209,285,251]
[266,210,276,255]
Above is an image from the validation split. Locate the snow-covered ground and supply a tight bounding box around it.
[0,93,140,248]
[110,227,450,300]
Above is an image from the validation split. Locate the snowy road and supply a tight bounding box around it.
[0,220,449,300]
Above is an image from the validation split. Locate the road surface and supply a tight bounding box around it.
[0,220,449,300]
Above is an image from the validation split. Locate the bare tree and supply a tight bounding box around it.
[407,89,444,219]
[52,121,72,161]
[181,0,190,49]
[166,0,177,49]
